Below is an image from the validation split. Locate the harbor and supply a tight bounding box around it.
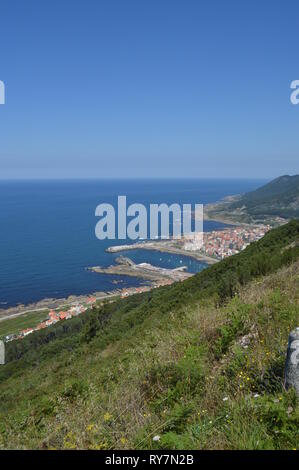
[88,255,193,282]
[106,240,218,264]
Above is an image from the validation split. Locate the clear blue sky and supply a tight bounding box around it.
[0,0,298,179]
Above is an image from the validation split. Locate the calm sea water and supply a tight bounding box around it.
[0,179,265,307]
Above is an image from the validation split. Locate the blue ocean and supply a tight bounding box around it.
[0,179,265,307]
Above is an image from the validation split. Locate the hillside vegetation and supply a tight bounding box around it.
[0,220,298,450]
[205,175,299,224]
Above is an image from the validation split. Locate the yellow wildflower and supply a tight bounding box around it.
[104,412,112,422]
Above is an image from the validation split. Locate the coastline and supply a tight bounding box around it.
[88,256,193,282]
[0,195,260,325]
[0,248,213,323]
[202,198,256,227]
[0,290,123,323]
[106,242,218,265]
[203,211,257,227]
[0,203,264,324]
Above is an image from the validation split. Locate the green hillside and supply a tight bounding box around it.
[205,175,299,224]
[0,220,298,450]
[231,175,299,218]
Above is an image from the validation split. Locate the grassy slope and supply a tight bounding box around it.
[0,221,299,450]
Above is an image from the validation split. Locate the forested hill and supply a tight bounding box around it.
[230,175,299,218]
[0,220,298,450]
[205,175,299,224]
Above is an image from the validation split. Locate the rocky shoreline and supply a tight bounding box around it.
[0,247,211,323]
[88,255,192,282]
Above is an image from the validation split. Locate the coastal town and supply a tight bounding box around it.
[182,225,271,259]
[107,224,271,262]
[4,296,97,342]
[3,282,172,343]
[2,224,271,343]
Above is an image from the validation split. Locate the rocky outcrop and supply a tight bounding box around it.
[285,327,299,396]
